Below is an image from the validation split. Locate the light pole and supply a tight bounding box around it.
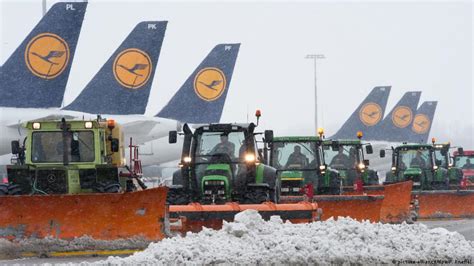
[305,54,325,133]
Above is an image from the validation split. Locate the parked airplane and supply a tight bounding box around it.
[329,86,391,139]
[407,101,438,143]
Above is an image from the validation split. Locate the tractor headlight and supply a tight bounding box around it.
[391,166,396,171]
[319,165,327,171]
[245,153,256,163]
[358,163,366,170]
[84,121,93,129]
[433,165,438,170]
[183,156,192,163]
[32,122,41,130]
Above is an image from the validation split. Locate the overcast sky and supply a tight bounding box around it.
[1,0,473,147]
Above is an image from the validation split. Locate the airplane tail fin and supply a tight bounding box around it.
[408,101,437,143]
[156,43,240,123]
[371,91,422,141]
[330,86,391,139]
[0,2,87,108]
[64,21,167,115]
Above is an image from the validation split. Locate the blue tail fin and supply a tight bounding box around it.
[64,21,167,115]
[371,91,422,141]
[408,101,437,143]
[330,86,391,139]
[156,44,240,123]
[0,2,87,108]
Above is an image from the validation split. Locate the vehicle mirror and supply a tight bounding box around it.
[380,149,386,158]
[331,141,339,151]
[365,145,373,154]
[264,130,273,142]
[111,138,119,153]
[364,159,370,166]
[11,140,20,155]
[169,131,177,144]
[457,147,464,155]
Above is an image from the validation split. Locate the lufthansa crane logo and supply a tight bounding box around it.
[412,114,430,134]
[359,102,382,126]
[392,106,413,128]
[194,67,226,101]
[113,48,152,89]
[25,33,70,79]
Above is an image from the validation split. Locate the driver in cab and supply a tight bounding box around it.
[330,147,350,168]
[210,133,235,158]
[285,145,308,168]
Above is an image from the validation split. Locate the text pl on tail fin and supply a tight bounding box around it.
[408,101,437,143]
[330,86,391,139]
[64,21,167,115]
[156,43,240,123]
[371,91,422,142]
[0,2,87,108]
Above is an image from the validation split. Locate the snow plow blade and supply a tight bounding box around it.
[416,190,474,219]
[281,195,384,222]
[0,187,168,241]
[378,181,412,223]
[169,202,320,234]
[279,182,412,223]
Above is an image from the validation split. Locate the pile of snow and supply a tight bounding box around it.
[97,210,474,265]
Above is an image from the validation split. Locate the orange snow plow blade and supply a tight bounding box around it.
[279,181,412,223]
[169,202,320,234]
[342,181,413,223]
[281,195,384,222]
[416,190,474,219]
[378,181,412,223]
[313,195,384,222]
[0,187,168,241]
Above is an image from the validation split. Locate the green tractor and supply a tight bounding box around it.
[322,136,377,187]
[167,122,279,205]
[1,117,140,196]
[265,136,340,195]
[431,141,463,187]
[380,143,450,190]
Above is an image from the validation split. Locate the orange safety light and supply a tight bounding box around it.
[357,131,363,139]
[255,109,261,118]
[431,137,436,144]
[107,119,116,129]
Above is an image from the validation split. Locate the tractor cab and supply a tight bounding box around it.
[431,139,463,185]
[322,132,377,186]
[2,117,133,196]
[267,136,327,196]
[453,149,474,184]
[168,122,278,205]
[381,143,448,190]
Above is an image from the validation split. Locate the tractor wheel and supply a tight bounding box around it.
[166,187,190,205]
[0,184,8,195]
[268,180,280,203]
[243,187,268,204]
[8,184,22,195]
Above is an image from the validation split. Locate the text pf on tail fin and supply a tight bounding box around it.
[330,86,391,139]
[0,2,87,108]
[156,43,240,124]
[64,21,167,115]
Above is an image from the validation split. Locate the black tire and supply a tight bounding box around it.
[243,187,268,204]
[0,184,8,195]
[268,180,280,203]
[8,184,22,195]
[167,187,190,205]
[104,183,121,193]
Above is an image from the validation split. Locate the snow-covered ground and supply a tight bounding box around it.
[94,210,474,265]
